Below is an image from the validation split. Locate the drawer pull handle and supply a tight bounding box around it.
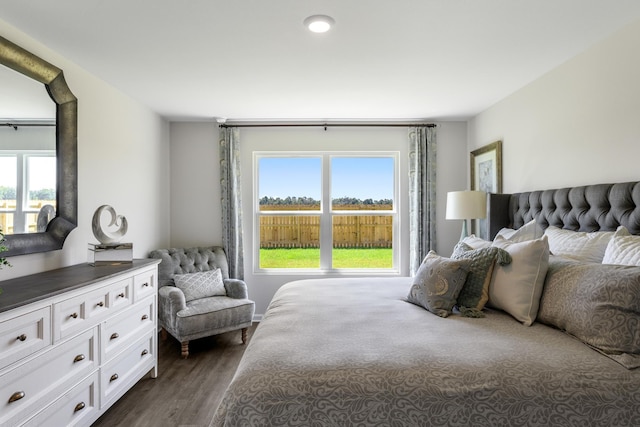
[74,402,86,412]
[74,354,85,363]
[118,292,125,298]
[110,332,119,340]
[142,282,150,287]
[141,349,149,356]
[70,312,78,319]
[141,314,149,321]
[16,334,27,342]
[8,391,25,403]
[97,302,104,307]
[110,373,119,382]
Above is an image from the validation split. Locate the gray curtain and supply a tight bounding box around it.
[408,126,437,275]
[219,126,244,279]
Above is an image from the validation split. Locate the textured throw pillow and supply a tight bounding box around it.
[495,219,544,243]
[451,242,512,317]
[173,269,226,302]
[407,251,471,318]
[539,258,640,369]
[543,226,614,263]
[460,234,492,250]
[489,235,550,326]
[602,226,640,266]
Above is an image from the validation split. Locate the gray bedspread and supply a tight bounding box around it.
[211,278,640,426]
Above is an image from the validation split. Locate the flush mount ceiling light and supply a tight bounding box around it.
[304,15,335,33]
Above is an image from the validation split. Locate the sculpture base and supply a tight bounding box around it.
[88,242,133,266]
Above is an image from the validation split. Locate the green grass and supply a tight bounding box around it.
[259,248,392,269]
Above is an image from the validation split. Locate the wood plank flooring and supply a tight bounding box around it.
[92,324,257,427]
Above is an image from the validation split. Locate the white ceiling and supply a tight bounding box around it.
[2,1,640,122]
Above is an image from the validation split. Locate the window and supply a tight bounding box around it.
[0,151,56,234]
[255,152,398,272]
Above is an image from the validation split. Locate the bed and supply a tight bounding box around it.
[211,181,640,426]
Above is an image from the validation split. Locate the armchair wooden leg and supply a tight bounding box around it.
[241,328,248,344]
[181,341,189,358]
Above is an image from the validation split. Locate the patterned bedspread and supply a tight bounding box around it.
[210,278,640,426]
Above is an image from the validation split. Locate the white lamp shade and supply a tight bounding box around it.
[445,191,487,220]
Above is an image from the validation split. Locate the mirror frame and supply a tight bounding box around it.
[0,35,77,256]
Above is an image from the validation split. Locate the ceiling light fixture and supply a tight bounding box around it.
[304,15,335,33]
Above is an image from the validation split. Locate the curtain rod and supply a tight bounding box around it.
[2,122,56,131]
[219,122,436,129]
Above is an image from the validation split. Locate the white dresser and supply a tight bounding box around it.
[0,259,160,427]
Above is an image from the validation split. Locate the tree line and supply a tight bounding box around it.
[0,186,55,200]
[259,196,392,206]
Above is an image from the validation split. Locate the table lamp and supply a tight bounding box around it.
[446,190,487,241]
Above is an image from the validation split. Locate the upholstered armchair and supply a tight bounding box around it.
[149,246,255,358]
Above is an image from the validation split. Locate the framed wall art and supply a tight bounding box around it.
[470,141,502,239]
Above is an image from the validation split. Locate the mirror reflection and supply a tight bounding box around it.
[0,63,57,235]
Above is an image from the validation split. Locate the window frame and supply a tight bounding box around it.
[253,151,400,274]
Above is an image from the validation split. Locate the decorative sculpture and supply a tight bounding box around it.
[92,205,128,244]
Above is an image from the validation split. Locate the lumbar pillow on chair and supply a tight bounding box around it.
[173,269,226,302]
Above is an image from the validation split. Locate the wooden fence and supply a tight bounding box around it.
[259,214,392,248]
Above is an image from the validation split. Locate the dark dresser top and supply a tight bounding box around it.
[0,259,160,314]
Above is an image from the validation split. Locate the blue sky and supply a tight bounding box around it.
[258,156,394,200]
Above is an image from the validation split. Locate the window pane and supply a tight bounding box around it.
[27,156,56,210]
[259,157,321,211]
[331,157,394,210]
[0,157,16,235]
[259,214,320,268]
[332,215,393,268]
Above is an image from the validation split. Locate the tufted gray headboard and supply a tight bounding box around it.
[487,181,640,240]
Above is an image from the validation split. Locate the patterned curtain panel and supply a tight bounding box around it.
[408,126,437,275]
[219,126,244,279]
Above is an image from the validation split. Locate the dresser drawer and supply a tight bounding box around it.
[53,277,133,342]
[133,268,157,302]
[22,371,99,427]
[0,327,97,427]
[101,297,155,362]
[0,306,51,371]
[101,331,155,409]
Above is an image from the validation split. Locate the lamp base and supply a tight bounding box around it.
[459,220,469,241]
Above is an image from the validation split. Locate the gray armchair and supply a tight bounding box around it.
[149,246,255,358]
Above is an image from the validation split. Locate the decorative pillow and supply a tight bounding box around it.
[173,269,226,302]
[460,234,492,250]
[543,226,614,263]
[539,258,640,369]
[451,242,512,317]
[407,251,470,318]
[495,219,543,243]
[489,235,550,326]
[602,226,640,266]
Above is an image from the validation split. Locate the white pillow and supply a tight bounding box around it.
[489,235,550,326]
[173,269,226,302]
[460,234,492,249]
[495,219,543,243]
[602,226,640,266]
[543,226,614,263]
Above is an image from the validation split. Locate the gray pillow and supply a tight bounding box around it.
[451,242,512,317]
[173,269,226,302]
[538,257,640,369]
[407,251,471,318]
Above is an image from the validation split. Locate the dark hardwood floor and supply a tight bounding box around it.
[92,324,257,427]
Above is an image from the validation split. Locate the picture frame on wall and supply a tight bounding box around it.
[470,140,503,239]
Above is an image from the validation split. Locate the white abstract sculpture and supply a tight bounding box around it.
[92,205,128,244]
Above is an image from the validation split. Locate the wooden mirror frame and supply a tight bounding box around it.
[0,35,77,256]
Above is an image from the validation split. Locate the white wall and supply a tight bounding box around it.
[1,20,171,280]
[168,122,222,247]
[468,18,640,193]
[167,122,467,315]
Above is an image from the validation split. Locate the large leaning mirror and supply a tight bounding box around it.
[0,35,77,256]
